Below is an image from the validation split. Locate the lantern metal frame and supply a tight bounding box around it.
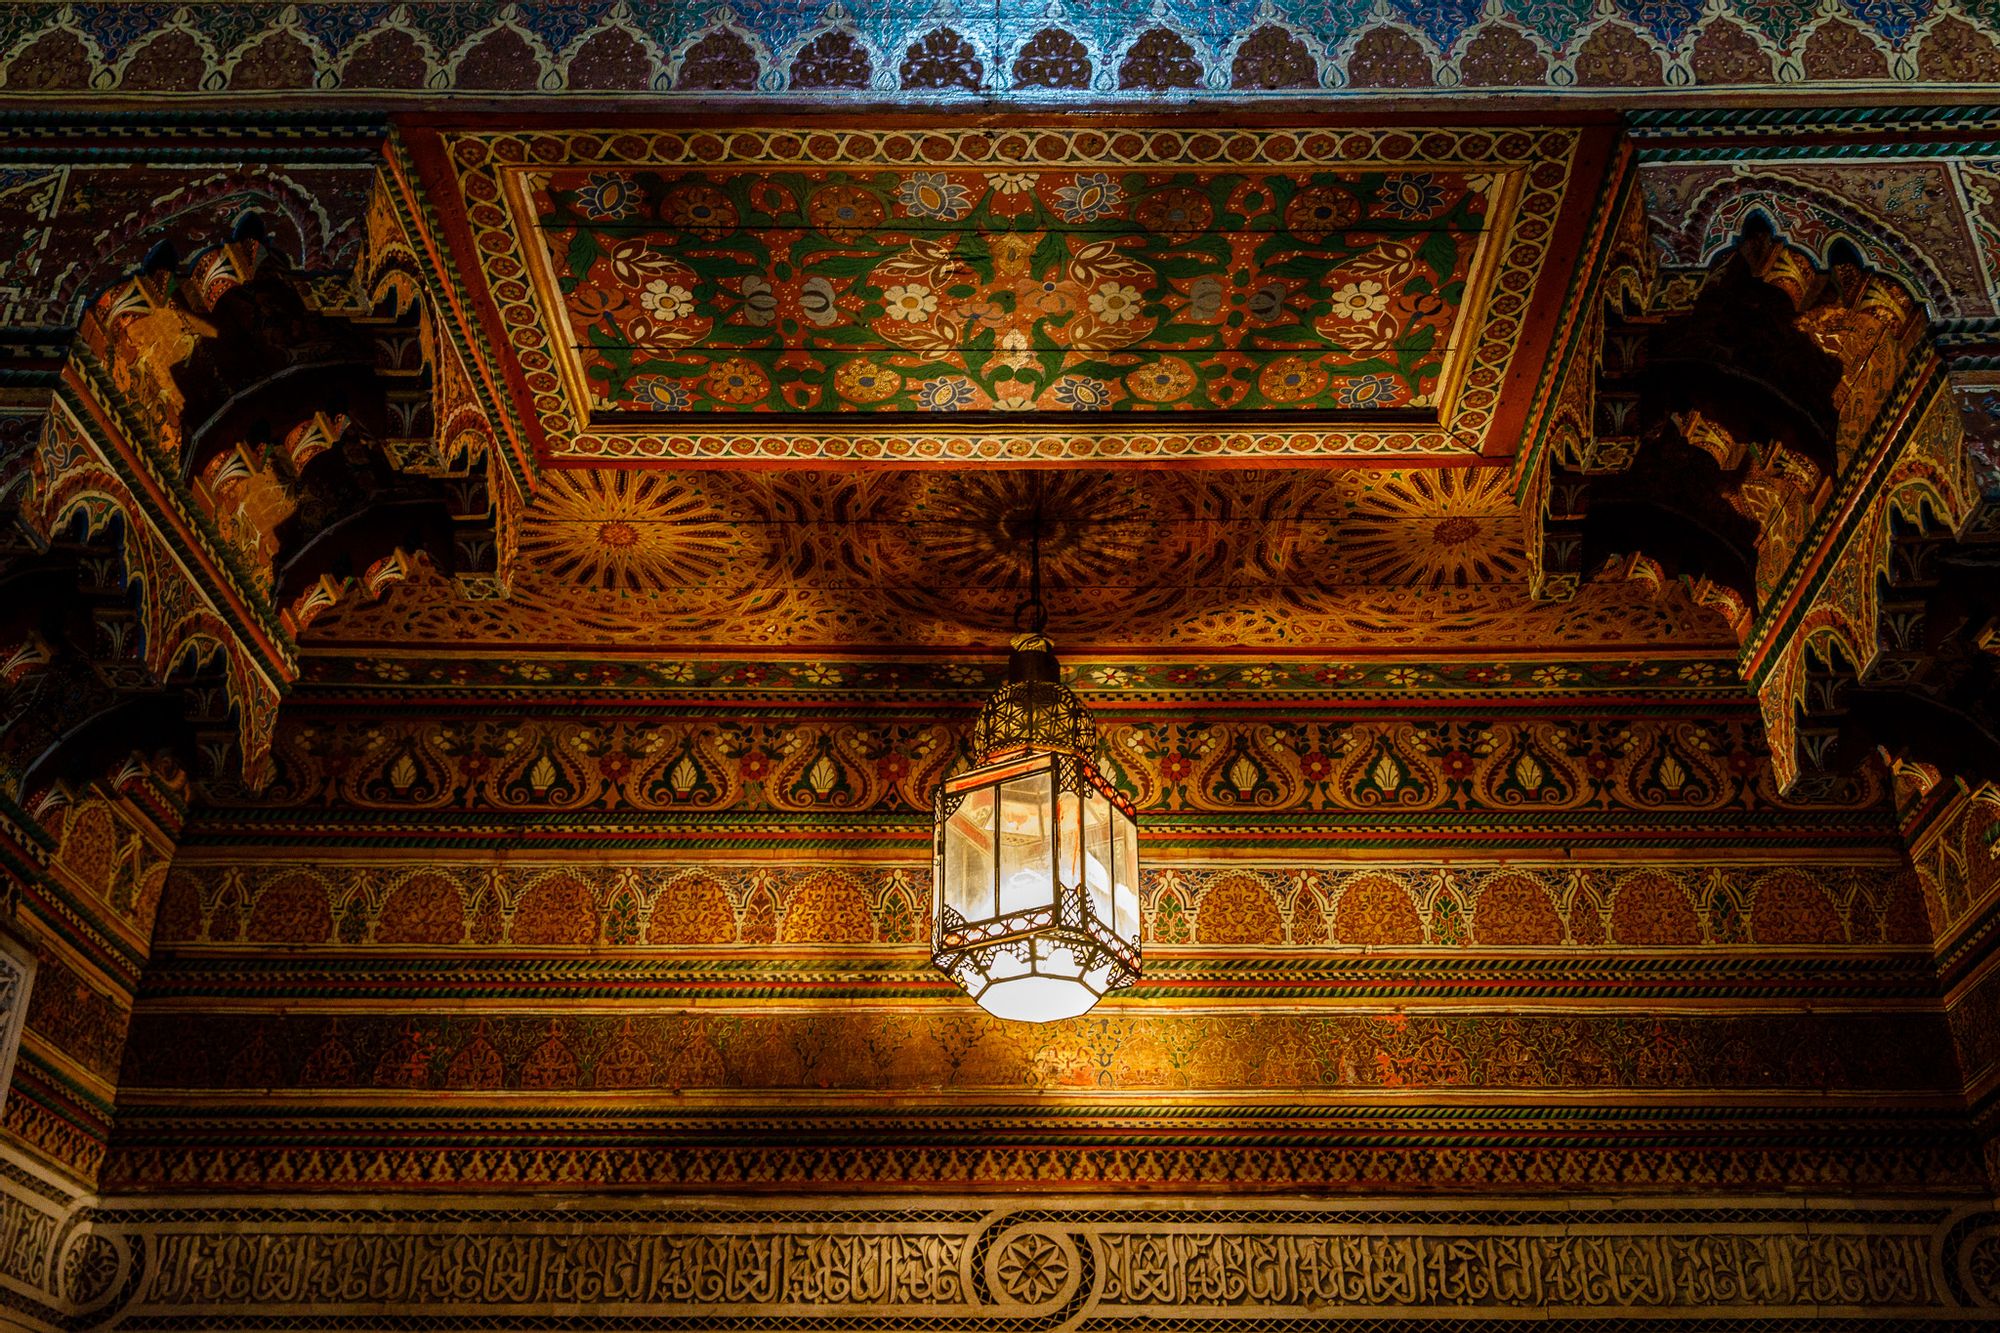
[929,489,1141,1022]
[932,740,1141,1020]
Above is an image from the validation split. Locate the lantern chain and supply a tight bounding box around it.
[1017,472,1048,636]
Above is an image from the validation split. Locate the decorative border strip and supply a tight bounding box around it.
[2,3,1998,103]
[91,1131,1991,1200]
[294,652,1750,700]
[148,858,1928,960]
[110,1005,1962,1101]
[1739,361,1944,679]
[175,810,1905,856]
[185,710,1895,839]
[132,952,1942,1006]
[380,130,540,498]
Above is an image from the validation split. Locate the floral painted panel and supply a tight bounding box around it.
[446,124,1594,463]
[527,165,1498,418]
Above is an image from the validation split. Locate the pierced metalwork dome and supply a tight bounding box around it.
[970,633,1096,759]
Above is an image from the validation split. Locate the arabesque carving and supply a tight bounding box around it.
[1,171,513,806]
[1532,215,2000,796]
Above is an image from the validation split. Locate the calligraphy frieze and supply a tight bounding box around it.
[139,1229,972,1311]
[34,1196,2000,1328]
[1092,1227,1938,1311]
[0,1184,57,1292]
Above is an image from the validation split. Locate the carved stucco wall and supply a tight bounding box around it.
[2,1168,2000,1328]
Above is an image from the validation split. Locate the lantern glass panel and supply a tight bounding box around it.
[1082,786,1113,924]
[941,783,996,925]
[1111,804,1140,941]
[1057,788,1081,892]
[1039,934,1085,979]
[997,772,1054,916]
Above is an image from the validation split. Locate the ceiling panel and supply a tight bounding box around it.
[406,117,1617,467]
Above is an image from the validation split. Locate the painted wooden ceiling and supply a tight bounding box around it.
[289,115,1648,656]
[301,465,1733,655]
[411,119,1613,467]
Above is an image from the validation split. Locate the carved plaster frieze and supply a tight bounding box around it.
[0,1162,1995,1330]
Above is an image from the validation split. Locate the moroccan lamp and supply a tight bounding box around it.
[931,522,1140,1022]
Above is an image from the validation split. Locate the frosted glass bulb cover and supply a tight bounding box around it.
[973,975,1101,1024]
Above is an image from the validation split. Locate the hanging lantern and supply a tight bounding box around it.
[932,629,1140,1022]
